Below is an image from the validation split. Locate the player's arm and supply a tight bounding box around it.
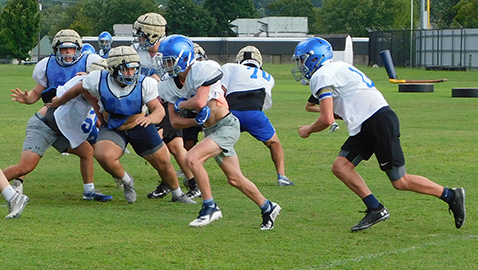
[176,85,209,111]
[305,101,321,113]
[11,84,46,105]
[140,98,165,126]
[81,92,105,126]
[299,89,335,138]
[169,103,198,130]
[47,81,86,108]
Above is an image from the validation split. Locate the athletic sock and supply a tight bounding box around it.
[440,187,454,203]
[84,183,95,193]
[260,199,272,213]
[171,187,182,198]
[121,172,132,183]
[203,198,215,208]
[362,194,381,210]
[1,185,17,202]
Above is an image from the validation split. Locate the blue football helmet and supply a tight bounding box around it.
[157,35,195,79]
[98,31,113,51]
[291,37,333,81]
[81,43,95,54]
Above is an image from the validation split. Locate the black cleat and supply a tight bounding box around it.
[351,204,390,232]
[147,182,170,199]
[448,188,466,229]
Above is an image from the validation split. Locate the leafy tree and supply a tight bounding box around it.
[70,0,159,36]
[316,0,405,36]
[165,0,217,36]
[0,0,39,61]
[430,0,460,29]
[267,0,317,34]
[453,0,478,28]
[203,0,257,36]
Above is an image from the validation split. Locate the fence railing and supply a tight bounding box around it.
[369,28,478,70]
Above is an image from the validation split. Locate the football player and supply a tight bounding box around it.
[293,37,466,231]
[6,29,112,202]
[221,46,294,186]
[97,31,113,58]
[131,13,200,200]
[48,46,195,205]
[158,35,281,230]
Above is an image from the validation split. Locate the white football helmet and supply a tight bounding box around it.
[51,29,82,66]
[193,43,208,61]
[236,45,262,68]
[133,13,167,50]
[87,58,108,73]
[107,46,141,85]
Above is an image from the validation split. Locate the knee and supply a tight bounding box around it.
[185,152,200,169]
[227,176,243,188]
[391,177,408,190]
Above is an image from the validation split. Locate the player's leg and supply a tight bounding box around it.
[167,137,200,198]
[67,141,112,201]
[130,124,194,204]
[1,169,29,219]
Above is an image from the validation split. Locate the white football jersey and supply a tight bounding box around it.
[310,61,388,136]
[82,70,158,113]
[221,63,274,111]
[136,48,160,76]
[160,60,224,104]
[32,54,101,88]
[53,75,96,149]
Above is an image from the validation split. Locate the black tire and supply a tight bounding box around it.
[452,88,478,98]
[398,83,434,93]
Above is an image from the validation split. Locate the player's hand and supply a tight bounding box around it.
[174,98,187,112]
[135,115,152,127]
[46,97,60,108]
[298,125,312,138]
[11,88,28,104]
[195,106,210,125]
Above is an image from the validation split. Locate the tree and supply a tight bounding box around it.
[203,0,258,36]
[165,0,217,36]
[453,0,478,28]
[71,0,159,36]
[430,0,460,29]
[316,0,405,36]
[0,0,39,61]
[267,0,317,34]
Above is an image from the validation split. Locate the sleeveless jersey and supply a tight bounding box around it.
[45,54,88,88]
[98,70,146,129]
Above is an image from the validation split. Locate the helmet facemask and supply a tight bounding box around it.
[56,42,82,66]
[114,61,141,85]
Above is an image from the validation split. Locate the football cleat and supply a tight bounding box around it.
[123,177,136,203]
[5,193,29,219]
[448,187,466,229]
[113,177,124,190]
[189,203,223,227]
[261,202,281,230]
[147,182,170,199]
[83,190,113,202]
[277,175,295,186]
[171,193,197,204]
[11,179,23,194]
[351,204,390,232]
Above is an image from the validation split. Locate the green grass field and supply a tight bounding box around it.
[0,63,476,269]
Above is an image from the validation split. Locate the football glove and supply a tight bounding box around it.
[195,106,211,125]
[174,98,187,112]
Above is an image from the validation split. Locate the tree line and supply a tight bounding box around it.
[0,0,476,61]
